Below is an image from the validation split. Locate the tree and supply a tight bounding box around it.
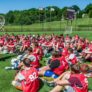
[3,4,92,25]
[71,5,80,12]
[61,7,68,19]
[85,4,92,13]
[19,11,32,25]
[13,10,21,24]
[5,11,15,24]
[77,10,84,18]
[45,6,60,21]
[88,10,92,18]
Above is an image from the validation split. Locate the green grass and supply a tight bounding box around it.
[0,55,18,92]
[5,18,92,31]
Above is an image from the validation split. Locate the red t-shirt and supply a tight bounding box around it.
[27,53,40,68]
[20,67,39,92]
[23,40,30,47]
[75,35,79,40]
[89,44,92,52]
[60,56,69,70]
[7,41,15,48]
[33,46,43,58]
[51,58,66,75]
[69,74,88,92]
[0,39,4,45]
[62,48,69,57]
[68,53,77,64]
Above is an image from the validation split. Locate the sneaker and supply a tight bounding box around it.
[5,67,14,70]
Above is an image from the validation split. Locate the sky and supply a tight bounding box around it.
[0,0,92,13]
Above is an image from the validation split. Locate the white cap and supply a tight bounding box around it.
[27,55,36,62]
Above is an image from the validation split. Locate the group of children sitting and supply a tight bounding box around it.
[2,33,92,92]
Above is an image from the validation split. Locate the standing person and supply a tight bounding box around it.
[50,64,88,92]
[12,58,40,92]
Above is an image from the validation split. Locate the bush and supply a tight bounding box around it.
[88,10,92,18]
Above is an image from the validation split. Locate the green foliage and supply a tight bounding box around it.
[5,11,15,24]
[71,5,80,12]
[61,7,68,19]
[2,4,92,25]
[85,4,92,13]
[77,10,84,18]
[88,10,92,18]
[4,5,79,25]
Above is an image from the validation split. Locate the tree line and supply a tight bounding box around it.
[1,4,92,25]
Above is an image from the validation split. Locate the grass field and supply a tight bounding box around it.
[0,31,92,92]
[5,18,92,31]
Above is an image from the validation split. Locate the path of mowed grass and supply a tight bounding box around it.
[0,54,92,92]
[4,18,92,30]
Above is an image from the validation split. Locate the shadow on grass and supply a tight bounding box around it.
[39,79,44,91]
[0,54,16,61]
